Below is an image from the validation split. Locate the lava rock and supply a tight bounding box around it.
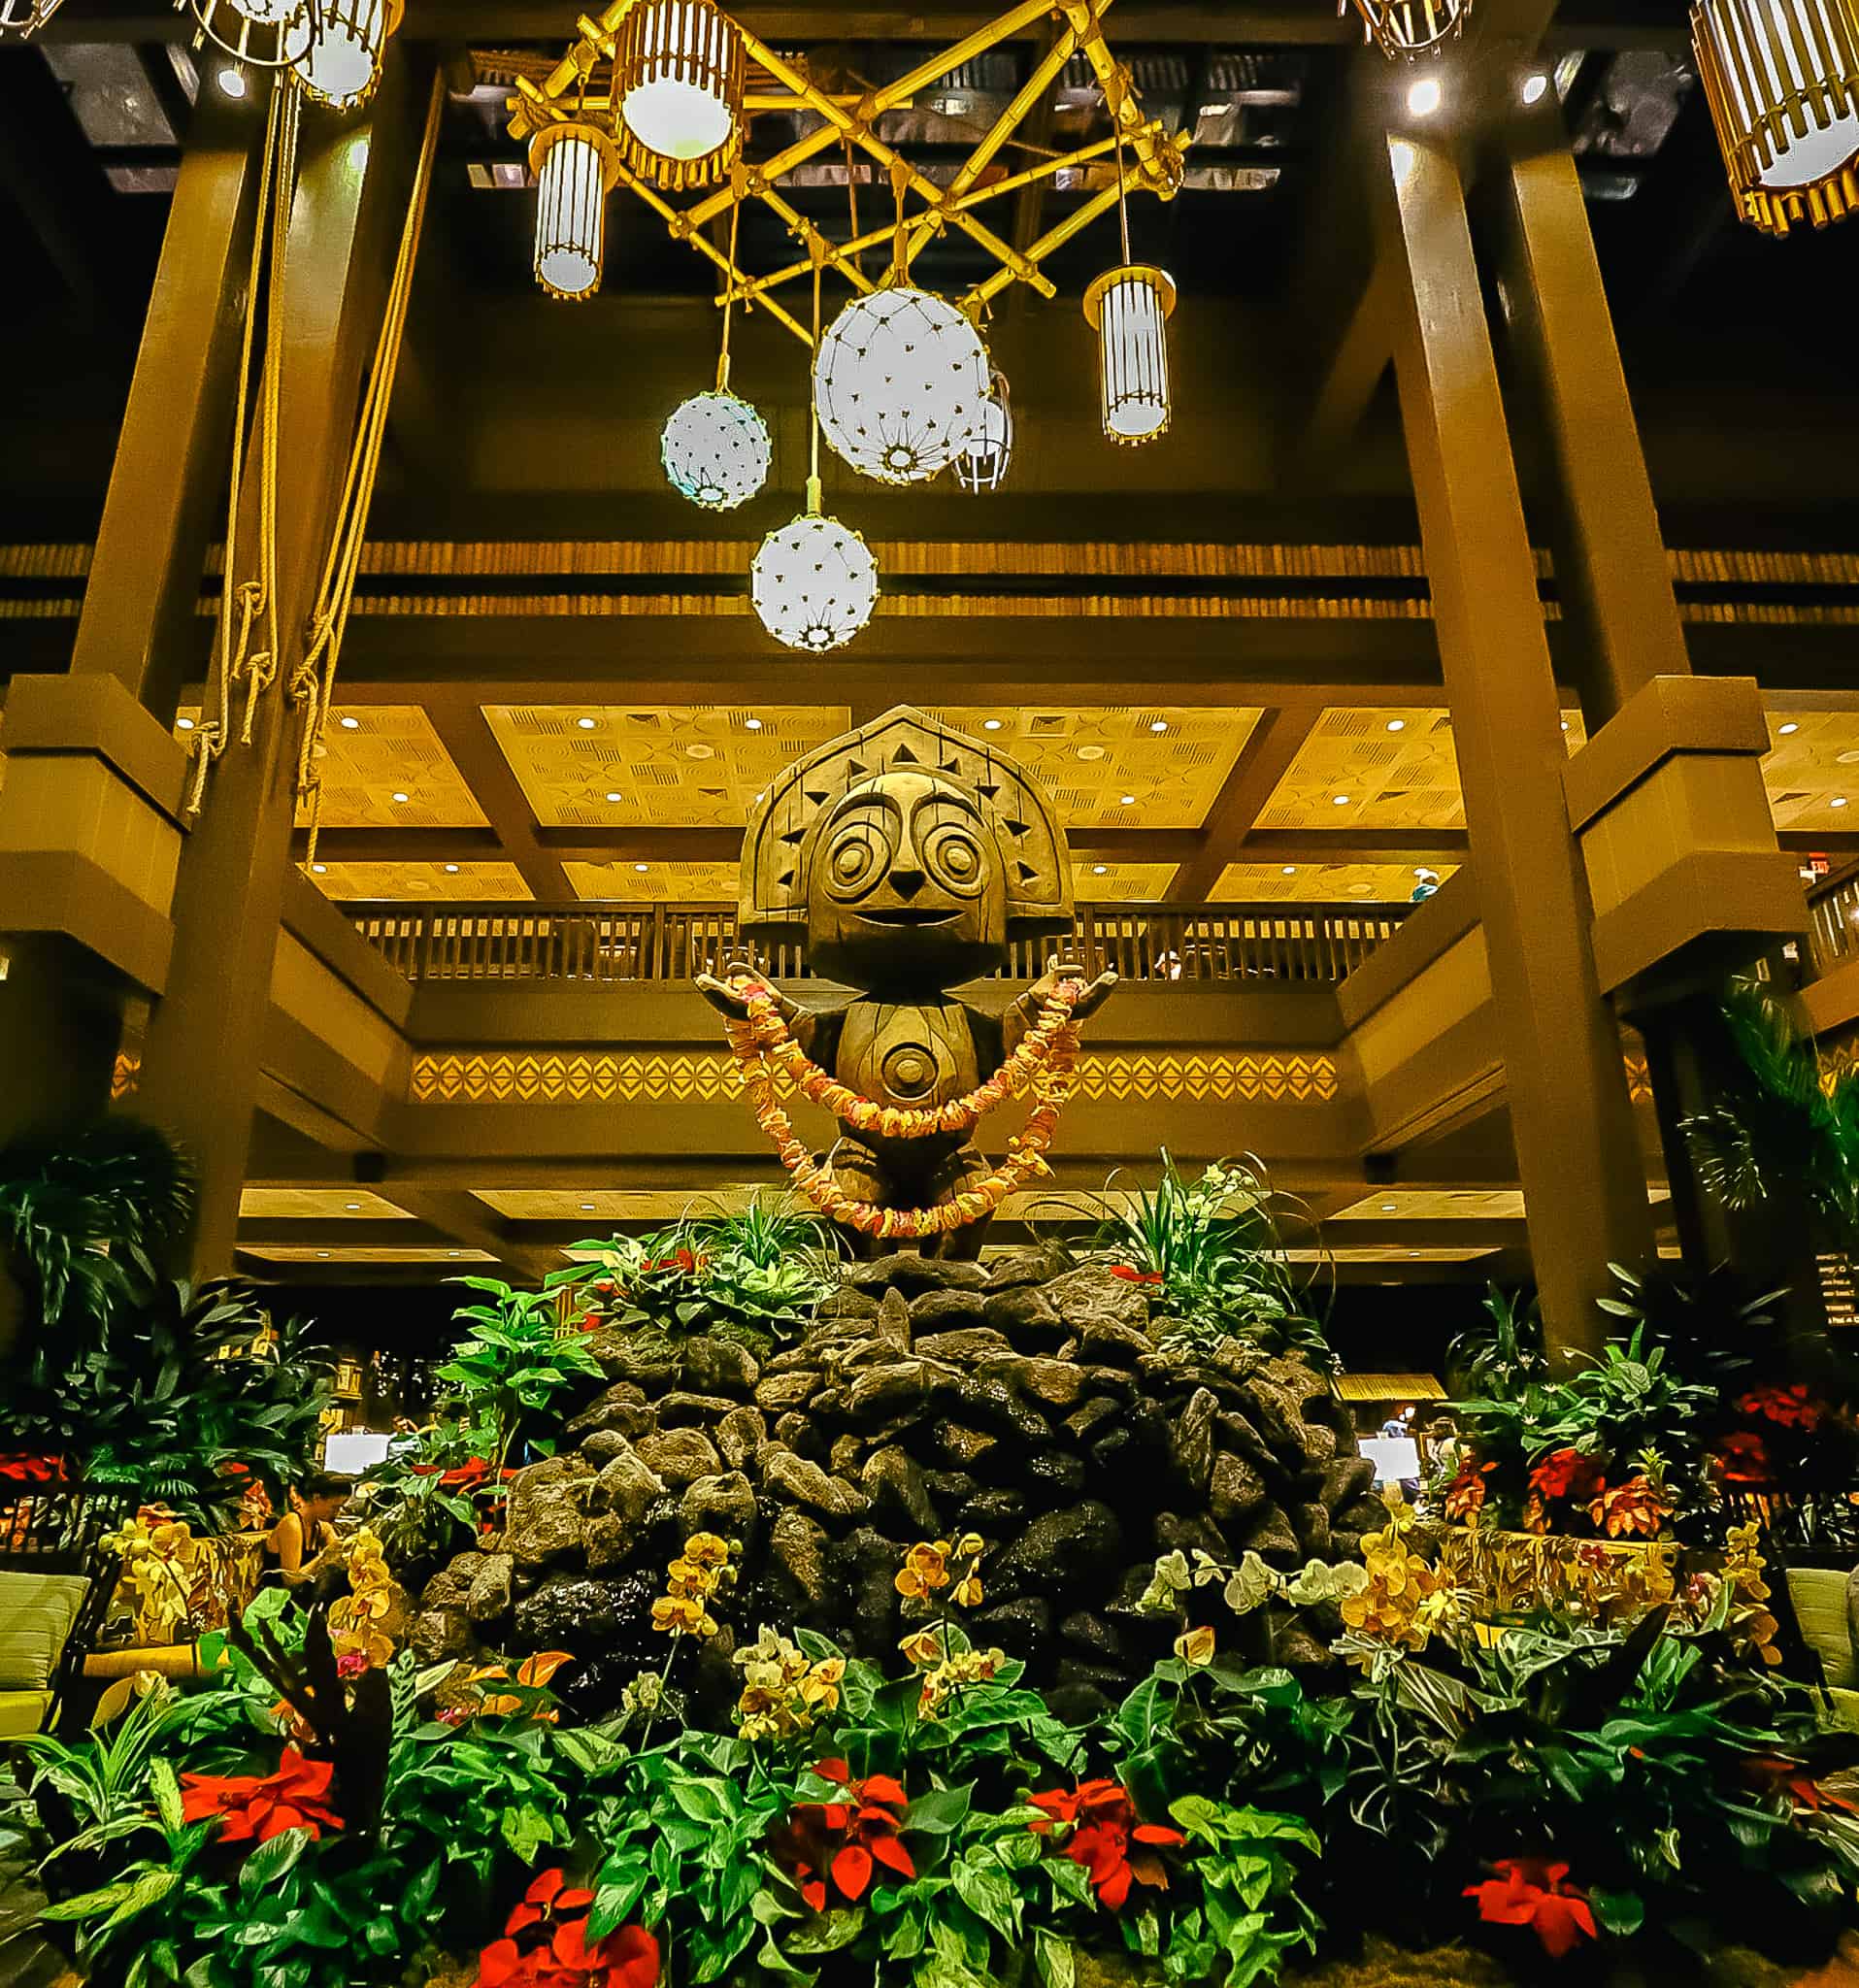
[984,1242,1074,1290]
[769,1508,830,1608]
[760,1445,863,1521]
[1211,1452,1269,1528]
[716,1406,768,1472]
[1154,1510,1228,1561]
[951,1374,1051,1444]
[1243,1503,1302,1567]
[985,1355,1088,1408]
[568,1380,652,1438]
[654,1392,743,1427]
[873,1287,914,1351]
[1293,1501,1333,1557]
[989,1501,1123,1600]
[1076,1317,1157,1364]
[973,1596,1051,1656]
[591,1441,666,1524]
[914,1327,1016,1364]
[959,1487,1026,1533]
[933,1424,999,1470]
[1321,1457,1377,1513]
[774,1411,829,1462]
[681,1335,760,1395]
[423,1550,488,1610]
[1170,1387,1219,1499]
[1023,1450,1088,1500]
[505,1456,592,1570]
[847,1360,941,1425]
[634,1427,723,1486]
[983,1284,1069,1346]
[851,1254,987,1297]
[1066,1397,1123,1441]
[814,1289,881,1323]
[411,1607,476,1664]
[465,1553,514,1624]
[862,1444,940,1534]
[681,1470,758,1541]
[1044,1266,1152,1335]
[909,1290,992,1332]
[515,1574,627,1648]
[582,1427,651,1467]
[584,1513,636,1572]
[755,1373,819,1414]
[1060,1610,1136,1665]
[581,1331,680,1390]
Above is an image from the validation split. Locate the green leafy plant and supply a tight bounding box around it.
[1162,1798,1319,1988]
[350,1413,506,1580]
[1086,1151,1334,1364]
[1445,1285,1547,1400]
[435,1278,605,1478]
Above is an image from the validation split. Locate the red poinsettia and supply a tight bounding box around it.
[1743,1754,1859,1816]
[0,1453,66,1483]
[1736,1384,1825,1431]
[1713,1430,1774,1484]
[1465,1860,1597,1960]
[180,1746,344,1844]
[771,1759,915,1910]
[1527,1448,1606,1505]
[1027,1778,1184,1910]
[410,1457,495,1487]
[1444,1460,1495,1522]
[474,1869,657,1988]
[1107,1265,1164,1285]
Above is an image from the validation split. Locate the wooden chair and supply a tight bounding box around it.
[0,1486,134,1735]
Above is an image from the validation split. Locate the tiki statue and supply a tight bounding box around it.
[697,706,1115,1255]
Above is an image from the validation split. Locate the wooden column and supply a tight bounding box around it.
[69,94,262,722]
[132,59,429,1278]
[1486,127,1690,726]
[1373,129,1652,1363]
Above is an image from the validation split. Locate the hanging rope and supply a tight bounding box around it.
[184,74,298,819]
[806,238,825,514]
[715,189,742,392]
[293,68,446,867]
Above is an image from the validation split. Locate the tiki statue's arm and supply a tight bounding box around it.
[694,952,818,1050]
[1002,954,1117,1054]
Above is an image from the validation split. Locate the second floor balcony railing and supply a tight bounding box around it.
[345,900,1414,988]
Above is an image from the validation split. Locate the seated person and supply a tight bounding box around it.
[263,1473,352,1587]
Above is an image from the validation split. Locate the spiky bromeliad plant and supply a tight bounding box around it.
[1087,1150,1335,1364]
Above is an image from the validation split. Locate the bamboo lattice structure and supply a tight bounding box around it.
[500,0,1186,345]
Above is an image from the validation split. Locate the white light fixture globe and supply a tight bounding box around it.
[813,285,990,484]
[954,368,1013,493]
[661,389,772,509]
[614,0,745,189]
[752,482,879,651]
[183,0,313,70]
[290,0,401,109]
[1082,264,1177,446]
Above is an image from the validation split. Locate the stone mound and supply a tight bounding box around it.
[411,1249,1379,1720]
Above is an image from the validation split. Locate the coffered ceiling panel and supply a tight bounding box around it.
[928,707,1262,830]
[307,862,532,902]
[1211,862,1460,903]
[483,706,850,829]
[565,860,743,902]
[238,1189,415,1220]
[298,706,488,829]
[1762,711,1859,829]
[1073,861,1177,902]
[1256,709,1585,833]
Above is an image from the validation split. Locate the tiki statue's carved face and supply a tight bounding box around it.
[804,770,1007,986]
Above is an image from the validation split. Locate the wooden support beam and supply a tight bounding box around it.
[1374,124,1652,1365]
[1165,706,1323,901]
[420,701,573,899]
[362,1184,561,1283]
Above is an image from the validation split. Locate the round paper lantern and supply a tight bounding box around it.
[661,390,772,510]
[812,285,989,484]
[752,504,879,652]
[954,369,1012,493]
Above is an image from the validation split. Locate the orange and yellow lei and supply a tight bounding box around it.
[721,976,1081,1241]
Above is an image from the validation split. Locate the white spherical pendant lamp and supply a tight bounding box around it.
[1692,0,1859,232]
[752,479,878,652]
[813,285,990,484]
[662,389,772,510]
[954,368,1013,493]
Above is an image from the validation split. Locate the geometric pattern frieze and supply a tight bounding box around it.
[408,1048,1341,1107]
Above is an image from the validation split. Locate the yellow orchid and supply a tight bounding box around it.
[895,1540,952,1601]
[1174,1625,1216,1667]
[652,1592,717,1638]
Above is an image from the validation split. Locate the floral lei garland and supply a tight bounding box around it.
[721,976,1082,1241]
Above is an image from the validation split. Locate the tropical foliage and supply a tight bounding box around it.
[433,1278,605,1477]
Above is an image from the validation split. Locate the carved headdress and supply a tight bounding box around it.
[739,706,1073,944]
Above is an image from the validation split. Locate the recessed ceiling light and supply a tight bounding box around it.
[1332,794,1350,806]
[339,715,360,730]
[217,64,248,98]
[316,1250,330,1259]
[1119,795,1135,806]
[1778,720,1800,736]
[1560,720,1570,732]
[391,791,410,804]
[1838,749,1859,766]
[448,1249,461,1258]
[580,1202,595,1211]
[344,1202,361,1210]
[1092,864,1108,876]
[444,863,460,874]
[311,863,327,875]
[1385,718,1406,732]
[1078,745,1107,761]
[1834,796,1849,810]
[982,718,1003,731]
[176,715,195,731]
[635,862,650,872]
[1149,719,1169,733]
[1408,75,1442,116]
[605,791,623,803]
[1520,71,1548,104]
[576,716,597,730]
[745,716,763,730]
[1281,865,1297,876]
[1381,1203,1398,1212]
[1408,1249,1421,1258]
